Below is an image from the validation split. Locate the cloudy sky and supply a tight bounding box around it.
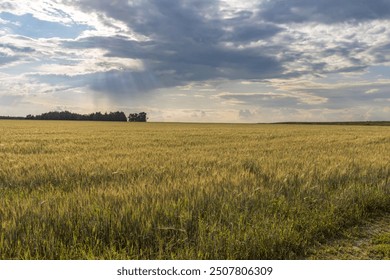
[0,0,389,122]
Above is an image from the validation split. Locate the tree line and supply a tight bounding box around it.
[0,116,25,120]
[0,111,148,122]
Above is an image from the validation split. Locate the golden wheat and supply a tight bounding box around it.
[0,120,389,259]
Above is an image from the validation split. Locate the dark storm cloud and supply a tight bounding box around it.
[224,22,283,43]
[69,0,222,42]
[66,34,284,94]
[61,0,288,95]
[259,0,390,24]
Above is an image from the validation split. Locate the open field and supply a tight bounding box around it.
[0,120,389,259]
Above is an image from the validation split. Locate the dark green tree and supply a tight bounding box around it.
[128,112,147,122]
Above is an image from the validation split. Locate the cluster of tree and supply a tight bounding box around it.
[0,116,25,120]
[128,112,147,122]
[22,111,148,122]
[25,111,128,122]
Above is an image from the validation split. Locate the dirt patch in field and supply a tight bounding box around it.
[307,215,390,259]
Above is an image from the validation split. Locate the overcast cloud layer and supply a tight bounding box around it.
[0,0,389,122]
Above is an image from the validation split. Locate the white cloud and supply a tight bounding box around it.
[150,108,240,123]
[0,0,143,41]
[269,20,390,75]
[269,77,390,92]
[218,90,328,106]
[365,88,380,94]
[0,72,51,96]
[218,0,260,19]
[34,49,144,76]
[0,18,10,24]
[1,1,82,25]
[176,81,217,92]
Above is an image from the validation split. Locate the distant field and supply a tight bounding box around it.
[273,121,390,126]
[0,120,389,259]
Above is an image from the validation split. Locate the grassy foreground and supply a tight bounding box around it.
[0,120,389,259]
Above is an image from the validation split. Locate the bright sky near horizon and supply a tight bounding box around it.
[0,0,389,122]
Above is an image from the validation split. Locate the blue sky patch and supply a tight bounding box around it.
[0,12,91,39]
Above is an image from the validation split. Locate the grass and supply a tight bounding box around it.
[371,232,390,259]
[0,120,389,259]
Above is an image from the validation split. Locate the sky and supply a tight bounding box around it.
[0,0,389,123]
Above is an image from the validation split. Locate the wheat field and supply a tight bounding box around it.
[0,120,389,259]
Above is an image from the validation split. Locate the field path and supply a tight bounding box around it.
[308,214,390,259]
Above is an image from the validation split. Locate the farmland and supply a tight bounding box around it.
[0,120,389,259]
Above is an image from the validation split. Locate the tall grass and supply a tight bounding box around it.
[0,120,389,259]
